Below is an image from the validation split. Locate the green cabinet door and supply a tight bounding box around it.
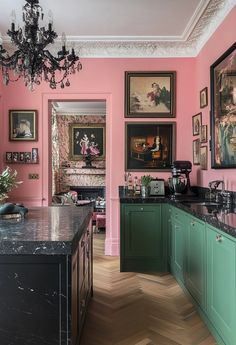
[120,204,165,272]
[162,204,172,266]
[170,208,187,283]
[207,225,236,345]
[185,216,206,310]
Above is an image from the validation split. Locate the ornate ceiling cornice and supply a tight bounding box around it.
[2,0,235,58]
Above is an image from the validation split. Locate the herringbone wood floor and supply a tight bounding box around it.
[80,233,217,345]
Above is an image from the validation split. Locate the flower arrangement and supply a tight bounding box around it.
[0,167,22,202]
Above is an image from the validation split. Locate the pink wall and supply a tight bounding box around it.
[2,6,235,255]
[0,57,196,255]
[195,5,236,191]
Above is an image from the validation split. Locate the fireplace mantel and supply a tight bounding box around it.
[62,168,105,176]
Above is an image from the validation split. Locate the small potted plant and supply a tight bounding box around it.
[140,175,152,197]
[0,167,22,203]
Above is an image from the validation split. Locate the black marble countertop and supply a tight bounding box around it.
[120,194,236,240]
[0,205,92,255]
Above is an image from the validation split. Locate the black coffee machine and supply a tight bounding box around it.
[168,160,194,197]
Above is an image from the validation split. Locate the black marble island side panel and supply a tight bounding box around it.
[0,205,92,255]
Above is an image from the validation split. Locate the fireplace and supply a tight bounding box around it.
[70,186,105,200]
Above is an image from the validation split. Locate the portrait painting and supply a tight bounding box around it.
[193,139,200,165]
[192,113,202,136]
[200,125,208,143]
[125,122,176,171]
[125,71,176,118]
[9,110,38,141]
[200,146,208,170]
[200,87,208,108]
[210,42,236,168]
[69,124,105,161]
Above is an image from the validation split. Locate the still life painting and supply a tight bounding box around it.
[210,42,236,168]
[125,122,176,171]
[125,71,176,118]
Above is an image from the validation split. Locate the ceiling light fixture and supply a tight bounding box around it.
[0,0,82,91]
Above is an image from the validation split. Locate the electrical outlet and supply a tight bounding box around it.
[28,173,39,180]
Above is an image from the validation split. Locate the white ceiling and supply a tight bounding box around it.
[0,0,235,57]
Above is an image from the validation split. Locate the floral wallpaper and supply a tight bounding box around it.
[52,114,106,194]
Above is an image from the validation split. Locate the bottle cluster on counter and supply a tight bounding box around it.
[125,173,141,195]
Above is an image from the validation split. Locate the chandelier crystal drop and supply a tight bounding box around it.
[0,0,82,91]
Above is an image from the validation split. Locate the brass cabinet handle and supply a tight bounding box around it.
[140,207,144,211]
[191,221,195,227]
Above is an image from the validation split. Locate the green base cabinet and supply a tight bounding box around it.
[206,225,236,345]
[185,216,206,311]
[120,203,166,272]
[170,208,187,283]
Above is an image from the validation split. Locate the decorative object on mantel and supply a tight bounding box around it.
[0,0,82,91]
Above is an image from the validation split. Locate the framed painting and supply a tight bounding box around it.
[193,139,200,165]
[200,125,208,143]
[200,87,208,108]
[69,124,105,161]
[125,71,176,118]
[125,122,176,171]
[9,110,38,141]
[192,113,202,136]
[200,146,208,170]
[210,42,236,168]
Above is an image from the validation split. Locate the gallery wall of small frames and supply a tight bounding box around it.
[5,148,39,164]
[192,87,208,170]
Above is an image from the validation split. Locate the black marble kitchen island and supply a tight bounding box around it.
[0,206,93,345]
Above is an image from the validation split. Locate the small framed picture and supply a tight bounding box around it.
[31,148,39,163]
[19,152,25,162]
[200,87,208,108]
[200,125,207,143]
[9,110,38,141]
[193,139,200,165]
[24,152,31,162]
[12,152,19,162]
[6,152,12,162]
[192,113,202,136]
[200,146,208,170]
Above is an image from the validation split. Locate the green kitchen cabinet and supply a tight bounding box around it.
[206,224,236,345]
[120,203,166,272]
[170,208,187,283]
[185,216,206,310]
[162,204,172,266]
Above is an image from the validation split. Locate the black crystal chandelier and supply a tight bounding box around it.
[0,0,82,91]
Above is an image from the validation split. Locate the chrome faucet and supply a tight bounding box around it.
[208,180,232,204]
[208,180,225,193]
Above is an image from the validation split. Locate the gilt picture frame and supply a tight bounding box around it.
[125,122,176,171]
[125,71,176,118]
[192,113,202,136]
[200,146,208,170]
[210,42,236,168]
[69,124,105,161]
[9,110,38,141]
[193,139,200,165]
[200,87,208,108]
